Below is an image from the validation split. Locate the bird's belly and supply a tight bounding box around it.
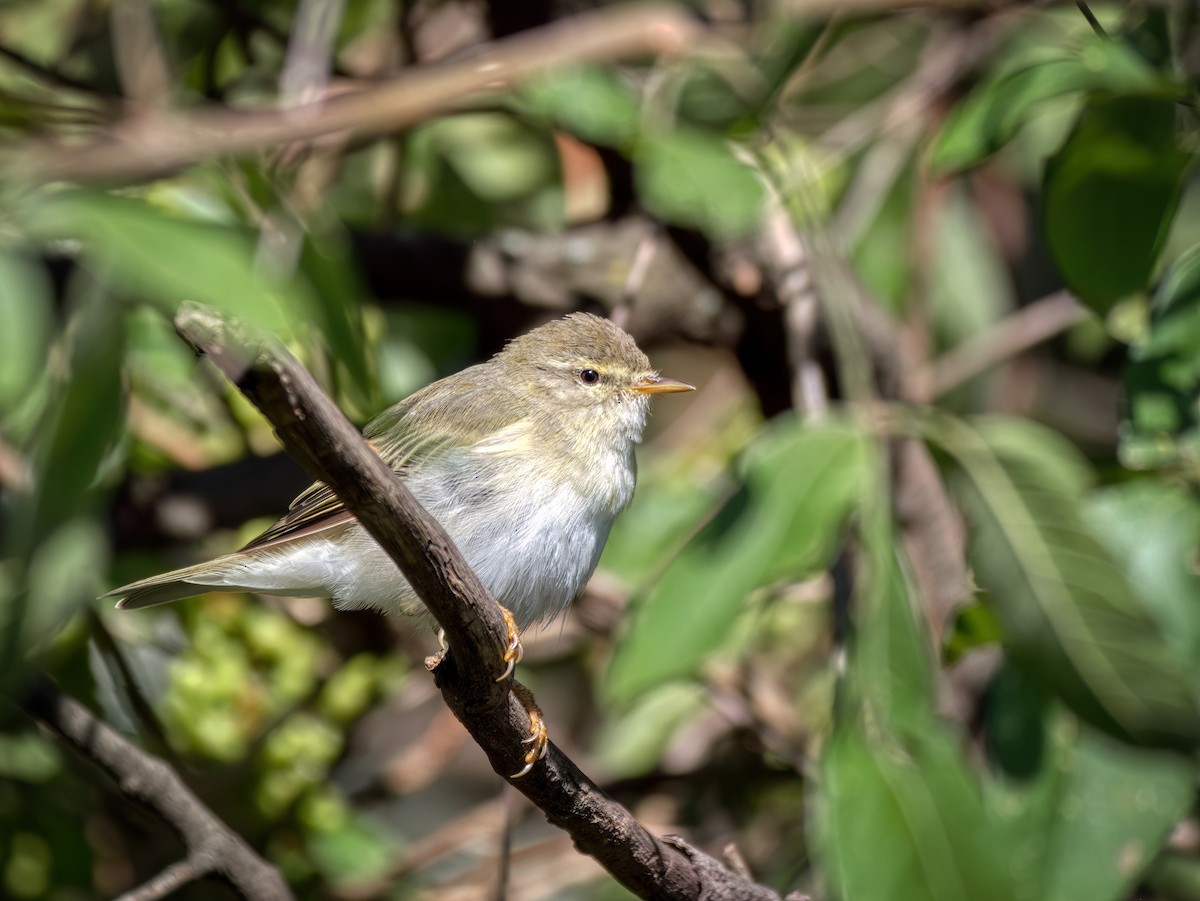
[322,472,617,627]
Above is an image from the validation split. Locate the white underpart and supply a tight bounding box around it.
[194,398,647,625]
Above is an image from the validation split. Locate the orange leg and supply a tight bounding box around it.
[494,604,524,682]
[510,681,549,779]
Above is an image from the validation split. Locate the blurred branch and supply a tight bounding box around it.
[20,677,292,901]
[758,206,829,417]
[916,291,1087,401]
[1075,1,1107,38]
[0,435,29,489]
[171,306,782,901]
[110,0,170,109]
[4,3,699,184]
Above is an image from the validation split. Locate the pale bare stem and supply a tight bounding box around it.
[115,859,202,901]
[170,305,783,901]
[110,0,170,110]
[612,224,662,331]
[778,0,1003,14]
[4,4,701,184]
[21,678,293,901]
[917,291,1087,401]
[758,208,829,418]
[279,0,347,111]
[0,434,29,489]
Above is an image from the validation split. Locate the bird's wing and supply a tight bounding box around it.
[240,364,533,551]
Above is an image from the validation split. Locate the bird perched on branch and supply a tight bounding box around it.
[106,312,693,775]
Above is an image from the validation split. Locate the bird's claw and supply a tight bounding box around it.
[494,605,523,683]
[510,705,549,779]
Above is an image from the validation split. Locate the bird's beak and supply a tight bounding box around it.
[631,374,695,395]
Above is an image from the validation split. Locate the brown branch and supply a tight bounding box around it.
[916,291,1087,401]
[3,4,699,184]
[171,305,781,901]
[20,677,292,901]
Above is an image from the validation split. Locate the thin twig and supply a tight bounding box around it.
[170,305,781,901]
[1075,1,1107,38]
[611,223,662,331]
[917,291,1087,401]
[111,1,170,109]
[0,44,118,97]
[21,677,292,901]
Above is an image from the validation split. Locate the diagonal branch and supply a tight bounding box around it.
[2,4,699,184]
[20,677,293,901]
[171,305,781,901]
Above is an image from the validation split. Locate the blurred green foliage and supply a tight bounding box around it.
[2,1,1200,900]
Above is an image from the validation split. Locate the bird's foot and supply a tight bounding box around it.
[494,605,524,682]
[510,681,549,779]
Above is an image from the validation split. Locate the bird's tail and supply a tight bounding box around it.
[103,556,257,609]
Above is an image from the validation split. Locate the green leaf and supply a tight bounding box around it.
[593,683,706,778]
[0,253,53,415]
[604,418,870,704]
[1043,96,1192,313]
[931,39,1168,173]
[943,415,1200,749]
[928,184,1014,348]
[600,470,727,589]
[24,516,108,648]
[427,114,559,204]
[848,526,938,729]
[1085,482,1200,668]
[519,66,641,147]
[635,129,763,238]
[297,231,375,411]
[816,721,1015,901]
[1121,244,1200,469]
[987,680,1194,901]
[31,190,310,333]
[17,284,126,555]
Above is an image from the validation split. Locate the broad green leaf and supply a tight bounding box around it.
[1043,96,1192,313]
[816,722,1014,901]
[849,157,916,311]
[1,285,122,683]
[1121,244,1200,470]
[987,678,1194,901]
[519,66,641,147]
[16,284,125,555]
[600,470,727,590]
[943,415,1200,749]
[593,683,706,778]
[635,129,763,238]
[297,232,375,411]
[1085,482,1200,667]
[847,508,938,728]
[928,184,1013,348]
[931,39,1168,172]
[0,252,52,415]
[604,418,870,704]
[31,190,307,333]
[427,114,558,205]
[822,517,993,899]
[23,516,108,648]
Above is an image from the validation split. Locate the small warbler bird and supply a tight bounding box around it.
[106,311,692,672]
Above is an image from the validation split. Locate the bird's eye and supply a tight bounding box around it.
[579,369,600,385]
